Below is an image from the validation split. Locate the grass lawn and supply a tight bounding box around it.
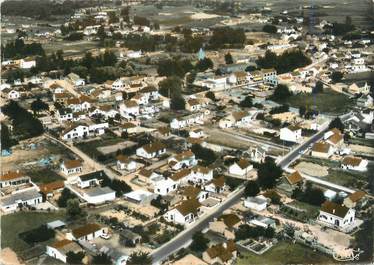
[27,168,65,184]
[325,169,368,189]
[1,211,66,253]
[287,200,320,219]
[237,241,335,265]
[278,89,354,115]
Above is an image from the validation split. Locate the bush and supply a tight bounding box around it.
[262,24,277,34]
[270,84,292,101]
[20,225,55,244]
[191,144,217,165]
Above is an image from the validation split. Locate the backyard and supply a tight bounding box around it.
[237,241,335,265]
[1,211,66,253]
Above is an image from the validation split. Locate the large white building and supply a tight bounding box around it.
[280,126,302,143]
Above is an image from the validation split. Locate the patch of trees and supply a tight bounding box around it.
[31,98,49,114]
[270,84,293,101]
[324,17,355,36]
[239,96,253,108]
[195,58,214,72]
[20,225,55,244]
[262,24,277,34]
[134,16,151,27]
[92,253,112,265]
[190,231,210,252]
[2,39,44,60]
[66,251,85,264]
[269,104,290,114]
[127,251,152,265]
[1,0,98,20]
[291,182,325,206]
[123,33,171,52]
[158,76,186,110]
[235,224,275,241]
[66,198,85,220]
[209,27,246,49]
[244,180,260,197]
[157,58,193,77]
[257,49,311,74]
[101,173,132,197]
[2,101,44,141]
[64,32,84,41]
[329,117,345,133]
[225,52,234,64]
[257,157,283,189]
[151,195,169,214]
[191,144,217,165]
[57,188,77,207]
[330,71,343,83]
[1,123,17,150]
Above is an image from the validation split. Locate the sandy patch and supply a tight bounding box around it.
[190,12,220,20]
[294,162,329,177]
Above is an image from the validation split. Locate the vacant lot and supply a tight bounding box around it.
[75,134,124,160]
[27,168,65,184]
[237,241,335,265]
[1,211,65,253]
[278,89,354,115]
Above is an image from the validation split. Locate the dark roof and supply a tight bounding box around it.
[175,199,201,216]
[79,170,105,181]
[220,214,241,228]
[72,223,101,238]
[320,201,349,218]
[347,191,366,203]
[286,171,303,185]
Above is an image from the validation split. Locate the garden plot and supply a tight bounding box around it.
[294,161,329,177]
[97,141,137,156]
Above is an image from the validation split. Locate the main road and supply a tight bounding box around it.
[151,120,338,264]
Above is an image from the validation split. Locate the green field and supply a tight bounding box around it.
[237,241,335,265]
[325,169,368,189]
[278,89,354,115]
[1,211,66,253]
[27,168,65,184]
[75,133,123,159]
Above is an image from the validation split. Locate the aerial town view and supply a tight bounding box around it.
[0,0,373,264]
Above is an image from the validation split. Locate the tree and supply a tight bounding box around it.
[66,251,85,265]
[239,96,253,108]
[205,91,216,101]
[257,157,283,189]
[92,253,112,265]
[209,27,246,49]
[299,106,306,117]
[224,52,234,64]
[329,117,345,132]
[158,76,182,98]
[22,225,55,244]
[1,123,17,150]
[170,96,185,111]
[244,180,260,197]
[127,251,152,265]
[271,84,292,101]
[190,231,209,252]
[57,188,77,207]
[330,71,343,83]
[262,24,277,34]
[191,144,217,165]
[312,81,324,94]
[66,199,84,219]
[196,58,213,72]
[31,98,49,114]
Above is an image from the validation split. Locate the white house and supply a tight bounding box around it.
[244,195,268,211]
[229,159,253,177]
[188,166,214,184]
[66,223,108,241]
[60,159,82,176]
[62,124,90,140]
[112,79,125,90]
[119,100,139,117]
[186,98,203,112]
[280,125,302,143]
[163,199,201,225]
[204,176,226,194]
[168,150,197,170]
[7,90,20,99]
[170,113,205,129]
[136,142,166,159]
[46,240,83,263]
[56,108,73,123]
[0,171,31,188]
[20,58,36,69]
[220,111,252,129]
[153,177,178,196]
[341,156,368,171]
[318,201,355,229]
[189,128,205,139]
[116,155,137,171]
